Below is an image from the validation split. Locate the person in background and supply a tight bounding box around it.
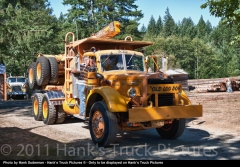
[71,56,96,118]
[102,58,110,71]
[226,78,233,93]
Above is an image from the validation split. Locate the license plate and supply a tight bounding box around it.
[148,84,182,93]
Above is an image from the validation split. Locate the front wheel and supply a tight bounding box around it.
[156,119,185,139]
[89,101,118,147]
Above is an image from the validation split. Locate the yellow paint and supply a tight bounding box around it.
[88,87,128,112]
[180,90,191,105]
[129,105,202,122]
[62,98,79,115]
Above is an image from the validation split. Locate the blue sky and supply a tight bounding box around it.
[49,0,221,28]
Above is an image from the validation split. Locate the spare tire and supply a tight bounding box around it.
[28,62,38,89]
[36,56,50,86]
[48,57,58,84]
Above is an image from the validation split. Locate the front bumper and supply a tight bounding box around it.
[128,105,202,122]
[8,92,27,97]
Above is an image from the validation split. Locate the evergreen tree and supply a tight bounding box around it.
[205,20,213,34]
[155,15,163,36]
[196,15,208,39]
[139,24,147,39]
[139,24,147,33]
[178,17,196,39]
[62,0,143,40]
[162,7,176,38]
[144,15,156,40]
[1,0,59,76]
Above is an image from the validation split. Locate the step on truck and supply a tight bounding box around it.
[27,21,202,147]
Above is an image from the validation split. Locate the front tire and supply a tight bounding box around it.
[156,119,185,139]
[89,101,118,147]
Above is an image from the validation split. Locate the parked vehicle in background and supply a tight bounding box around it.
[6,76,28,100]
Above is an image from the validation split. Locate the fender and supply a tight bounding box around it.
[180,90,191,105]
[87,86,128,112]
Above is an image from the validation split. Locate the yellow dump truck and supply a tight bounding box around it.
[27,21,202,147]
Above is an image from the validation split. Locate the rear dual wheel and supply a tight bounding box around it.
[32,93,65,125]
[42,95,57,125]
[32,93,44,121]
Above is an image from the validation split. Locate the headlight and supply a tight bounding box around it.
[22,88,26,92]
[127,87,136,98]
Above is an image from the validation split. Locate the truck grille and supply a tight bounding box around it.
[148,78,174,107]
[12,86,22,92]
[149,94,174,106]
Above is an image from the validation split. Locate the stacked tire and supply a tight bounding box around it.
[28,56,58,89]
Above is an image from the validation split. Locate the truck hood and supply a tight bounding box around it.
[102,70,167,81]
[8,83,24,87]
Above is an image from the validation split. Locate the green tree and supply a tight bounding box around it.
[178,17,196,39]
[63,0,143,40]
[155,15,163,35]
[144,15,156,40]
[139,24,147,39]
[162,7,176,38]
[201,0,240,44]
[1,0,60,76]
[205,20,213,34]
[196,16,208,40]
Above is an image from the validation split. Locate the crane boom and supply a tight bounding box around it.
[92,21,121,39]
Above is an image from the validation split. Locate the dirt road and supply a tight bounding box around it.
[0,92,240,160]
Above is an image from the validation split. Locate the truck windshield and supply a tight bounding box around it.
[8,77,26,83]
[17,78,26,83]
[100,54,144,72]
[9,78,16,82]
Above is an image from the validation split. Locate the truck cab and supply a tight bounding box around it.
[6,76,28,100]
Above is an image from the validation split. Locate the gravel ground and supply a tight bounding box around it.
[0,91,240,160]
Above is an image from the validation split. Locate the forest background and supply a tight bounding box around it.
[0,0,239,79]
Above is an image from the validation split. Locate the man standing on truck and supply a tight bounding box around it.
[71,56,96,118]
